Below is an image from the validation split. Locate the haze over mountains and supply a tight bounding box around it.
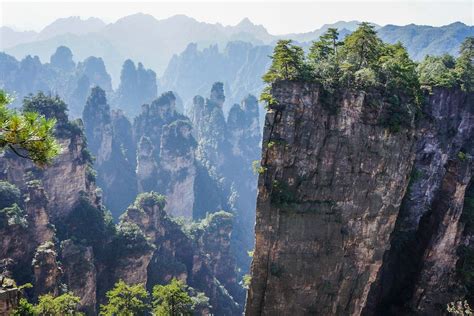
[2,14,473,87]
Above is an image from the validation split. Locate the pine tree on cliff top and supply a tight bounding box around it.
[0,90,60,166]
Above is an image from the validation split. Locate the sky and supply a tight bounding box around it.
[0,0,472,34]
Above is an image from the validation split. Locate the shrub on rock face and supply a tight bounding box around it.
[0,181,21,209]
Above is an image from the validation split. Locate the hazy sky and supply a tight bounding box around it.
[1,0,472,34]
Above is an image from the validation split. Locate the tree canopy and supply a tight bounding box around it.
[0,90,60,165]
[99,280,149,316]
[152,278,194,316]
[261,25,473,100]
[98,278,208,316]
[12,292,83,316]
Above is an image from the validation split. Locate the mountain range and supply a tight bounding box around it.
[2,14,472,86]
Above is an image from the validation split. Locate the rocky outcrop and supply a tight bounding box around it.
[33,242,61,298]
[158,120,197,217]
[115,59,157,117]
[60,240,97,315]
[50,46,75,72]
[82,87,137,216]
[363,87,474,315]
[0,92,245,314]
[161,41,272,115]
[246,81,416,315]
[134,92,197,218]
[121,193,242,315]
[0,181,54,288]
[191,82,229,177]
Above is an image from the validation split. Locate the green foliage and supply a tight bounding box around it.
[0,90,60,165]
[259,22,426,132]
[100,280,149,316]
[241,274,252,289]
[188,290,210,312]
[252,160,266,175]
[86,165,97,182]
[417,37,473,92]
[37,293,83,316]
[459,151,468,161]
[113,221,154,255]
[0,203,27,228]
[12,298,36,316]
[152,278,193,316]
[418,54,458,88]
[14,292,84,316]
[22,92,69,123]
[342,22,383,71]
[0,180,21,209]
[134,191,166,209]
[262,39,310,84]
[59,194,114,248]
[179,210,233,239]
[309,28,342,62]
[455,37,474,92]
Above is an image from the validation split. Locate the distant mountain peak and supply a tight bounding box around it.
[237,17,254,27]
[38,16,106,40]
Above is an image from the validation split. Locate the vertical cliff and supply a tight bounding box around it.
[363,87,474,315]
[134,91,197,218]
[83,86,137,216]
[246,81,417,315]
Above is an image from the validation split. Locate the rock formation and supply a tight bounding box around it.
[115,59,157,117]
[246,81,416,315]
[82,86,137,216]
[246,78,473,315]
[0,93,244,315]
[363,87,474,315]
[134,91,197,218]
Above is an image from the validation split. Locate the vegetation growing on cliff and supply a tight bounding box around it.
[418,37,473,92]
[261,24,473,129]
[0,90,60,165]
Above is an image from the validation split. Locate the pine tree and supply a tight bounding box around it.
[0,90,60,166]
[343,22,382,70]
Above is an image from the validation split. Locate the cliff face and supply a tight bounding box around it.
[247,81,473,315]
[363,88,474,315]
[246,81,416,315]
[83,87,138,217]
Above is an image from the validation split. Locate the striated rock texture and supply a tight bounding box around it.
[60,240,97,315]
[363,87,474,315]
[0,181,55,287]
[246,81,417,315]
[82,86,137,216]
[191,83,261,274]
[32,242,61,298]
[134,91,197,218]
